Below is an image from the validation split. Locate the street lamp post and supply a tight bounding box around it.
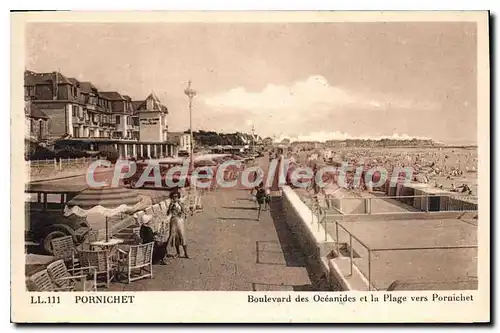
[184,80,198,214]
[184,80,196,168]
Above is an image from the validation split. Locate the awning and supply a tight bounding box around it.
[63,186,143,217]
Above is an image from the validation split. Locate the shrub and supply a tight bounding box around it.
[28,145,57,160]
[99,146,119,164]
[56,148,87,159]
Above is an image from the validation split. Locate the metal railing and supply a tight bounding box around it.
[330,220,477,291]
[297,189,478,291]
[27,156,100,168]
[338,194,478,214]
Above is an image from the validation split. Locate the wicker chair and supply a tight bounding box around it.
[51,236,79,269]
[79,249,114,288]
[117,242,154,283]
[27,269,73,292]
[152,204,161,215]
[159,201,168,215]
[47,259,97,291]
[132,227,142,245]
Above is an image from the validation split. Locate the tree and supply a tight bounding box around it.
[99,145,119,164]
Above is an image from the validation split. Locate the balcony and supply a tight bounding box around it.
[72,116,85,124]
[96,105,112,114]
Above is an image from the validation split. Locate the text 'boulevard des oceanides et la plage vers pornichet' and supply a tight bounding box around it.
[247,293,475,304]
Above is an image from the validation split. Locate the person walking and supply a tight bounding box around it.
[166,191,189,258]
[264,186,271,210]
[255,182,267,220]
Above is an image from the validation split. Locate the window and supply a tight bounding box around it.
[73,126,80,138]
[116,115,120,124]
[72,108,77,117]
[24,86,35,100]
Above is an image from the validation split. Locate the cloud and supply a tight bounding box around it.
[275,131,432,143]
[202,75,438,113]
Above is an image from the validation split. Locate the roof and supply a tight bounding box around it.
[122,95,132,102]
[68,77,80,85]
[79,81,98,94]
[54,138,178,145]
[132,101,143,111]
[25,70,73,86]
[134,93,168,114]
[99,91,125,101]
[168,132,189,137]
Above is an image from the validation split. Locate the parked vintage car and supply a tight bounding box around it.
[28,210,90,253]
[25,188,91,253]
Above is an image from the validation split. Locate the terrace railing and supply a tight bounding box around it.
[324,194,478,215]
[26,157,102,180]
[329,219,478,290]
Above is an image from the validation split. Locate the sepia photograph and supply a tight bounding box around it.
[11,11,490,323]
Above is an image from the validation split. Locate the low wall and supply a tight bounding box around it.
[28,158,100,182]
[326,189,367,214]
[280,186,344,290]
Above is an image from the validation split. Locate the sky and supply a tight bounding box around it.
[25,22,477,144]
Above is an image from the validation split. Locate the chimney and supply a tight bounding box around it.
[52,72,58,100]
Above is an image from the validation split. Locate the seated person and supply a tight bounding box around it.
[140,215,167,265]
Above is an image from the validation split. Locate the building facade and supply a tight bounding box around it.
[136,93,168,143]
[24,70,166,142]
[168,132,191,152]
[24,100,49,142]
[24,71,83,139]
[24,69,178,158]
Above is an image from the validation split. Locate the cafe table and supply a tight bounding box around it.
[89,238,125,264]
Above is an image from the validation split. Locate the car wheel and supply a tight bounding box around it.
[43,230,68,254]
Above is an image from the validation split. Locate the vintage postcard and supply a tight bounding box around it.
[11,11,490,323]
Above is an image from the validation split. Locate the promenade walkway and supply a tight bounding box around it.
[109,186,329,291]
[109,156,328,291]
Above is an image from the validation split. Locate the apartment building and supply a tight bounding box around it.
[24,70,83,139]
[24,70,156,142]
[73,81,114,139]
[24,70,177,158]
[99,91,136,140]
[168,132,191,152]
